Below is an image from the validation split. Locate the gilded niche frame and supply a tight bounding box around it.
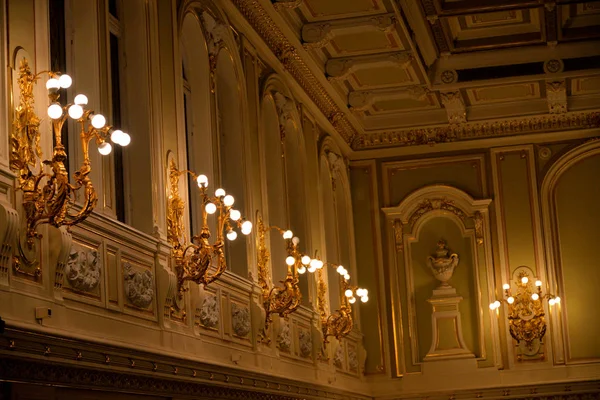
[382,185,499,375]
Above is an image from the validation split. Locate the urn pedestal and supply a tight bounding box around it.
[424,286,474,360]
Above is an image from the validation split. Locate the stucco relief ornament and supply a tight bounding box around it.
[426,240,459,288]
[65,247,101,292]
[348,346,358,372]
[231,303,251,337]
[298,329,312,358]
[199,294,220,329]
[123,263,154,309]
[333,345,344,369]
[277,320,291,353]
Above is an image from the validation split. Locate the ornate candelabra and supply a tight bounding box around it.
[318,263,368,345]
[490,268,560,358]
[10,58,130,274]
[167,160,252,297]
[256,212,317,343]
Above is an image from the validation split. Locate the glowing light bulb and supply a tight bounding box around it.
[535,280,542,287]
[98,142,112,155]
[91,114,106,129]
[47,103,63,119]
[241,220,252,235]
[310,259,319,269]
[507,296,515,304]
[282,230,293,239]
[521,276,529,284]
[46,78,60,90]
[74,94,88,105]
[554,296,560,304]
[363,289,369,296]
[549,299,556,306]
[215,188,226,197]
[119,133,130,146]
[68,104,83,120]
[315,260,323,269]
[531,293,539,301]
[229,209,241,221]
[223,195,234,207]
[348,297,356,304]
[301,255,311,265]
[292,236,300,246]
[345,289,353,297]
[344,273,350,280]
[285,256,295,266]
[226,230,237,241]
[494,301,501,309]
[502,283,510,290]
[58,74,72,88]
[489,303,496,310]
[297,266,306,274]
[205,202,217,214]
[336,265,345,274]
[361,296,369,303]
[196,175,208,188]
[111,129,125,144]
[356,289,364,297]
[307,265,316,273]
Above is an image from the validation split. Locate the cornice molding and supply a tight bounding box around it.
[0,327,369,400]
[230,0,359,145]
[355,111,600,150]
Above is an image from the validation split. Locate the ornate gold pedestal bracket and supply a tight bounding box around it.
[166,160,252,302]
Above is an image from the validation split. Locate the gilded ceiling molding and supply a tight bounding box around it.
[355,111,600,149]
[231,0,358,144]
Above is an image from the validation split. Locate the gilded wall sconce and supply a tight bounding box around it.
[10,58,130,274]
[167,160,252,297]
[256,212,318,343]
[489,268,560,358]
[318,264,368,345]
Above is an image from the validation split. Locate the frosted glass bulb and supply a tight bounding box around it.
[356,288,363,297]
[215,188,226,197]
[502,283,510,290]
[344,273,350,280]
[345,289,353,298]
[531,293,539,301]
[494,300,501,308]
[282,230,293,239]
[120,133,131,146]
[307,265,316,273]
[111,129,125,144]
[489,303,496,310]
[301,255,311,265]
[336,265,345,274]
[197,175,208,187]
[229,209,241,221]
[58,74,72,88]
[68,104,83,120]
[74,94,88,105]
[47,103,63,119]
[226,230,237,241]
[292,236,300,245]
[241,220,252,235]
[98,142,112,155]
[363,289,369,296]
[285,256,295,266]
[91,114,106,129]
[223,195,234,207]
[507,296,515,304]
[348,297,356,304]
[205,202,217,214]
[310,259,319,269]
[46,78,60,90]
[361,296,369,303]
[549,299,556,306]
[535,280,542,287]
[521,276,529,284]
[297,266,306,274]
[554,296,560,303]
[315,260,324,269]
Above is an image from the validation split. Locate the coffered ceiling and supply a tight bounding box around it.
[266,0,600,150]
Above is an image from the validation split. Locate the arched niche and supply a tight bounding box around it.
[540,139,600,363]
[383,186,496,371]
[259,75,310,303]
[179,11,213,237]
[318,137,357,313]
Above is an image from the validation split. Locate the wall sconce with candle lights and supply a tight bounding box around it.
[10,58,130,275]
[489,267,560,360]
[167,160,252,298]
[317,260,368,347]
[256,211,319,344]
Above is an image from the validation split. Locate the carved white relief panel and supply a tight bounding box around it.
[277,319,291,353]
[198,292,220,330]
[64,242,102,297]
[298,327,312,359]
[123,262,154,309]
[231,302,251,338]
[333,345,344,369]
